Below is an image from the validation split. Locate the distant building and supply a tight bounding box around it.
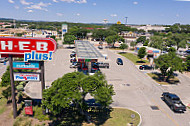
[130,25,167,32]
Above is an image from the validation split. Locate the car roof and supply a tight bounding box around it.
[168,93,179,99]
[117,58,122,60]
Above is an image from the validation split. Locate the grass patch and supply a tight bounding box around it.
[14,116,32,126]
[147,73,180,85]
[0,86,7,114]
[119,52,149,65]
[109,48,122,50]
[83,108,140,126]
[33,106,50,121]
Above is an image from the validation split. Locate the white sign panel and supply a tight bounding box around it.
[62,24,68,41]
[14,73,40,81]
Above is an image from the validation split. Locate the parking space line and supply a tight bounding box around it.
[151,98,179,126]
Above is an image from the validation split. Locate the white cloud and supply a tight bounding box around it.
[14,5,20,9]
[175,0,190,1]
[27,10,33,13]
[26,2,51,11]
[61,0,87,4]
[176,14,180,17]
[38,2,52,7]
[56,13,63,16]
[53,0,59,2]
[20,0,33,5]
[93,3,96,6]
[110,14,117,17]
[76,13,80,16]
[8,0,14,4]
[133,1,138,5]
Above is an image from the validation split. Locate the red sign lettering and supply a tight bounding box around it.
[0,37,56,55]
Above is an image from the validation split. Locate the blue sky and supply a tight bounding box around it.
[0,0,190,24]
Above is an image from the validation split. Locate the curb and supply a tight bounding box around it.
[113,107,142,126]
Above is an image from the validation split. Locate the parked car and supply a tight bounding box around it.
[70,58,76,63]
[0,57,8,63]
[70,62,78,68]
[162,92,186,112]
[98,46,103,49]
[97,62,109,68]
[139,65,153,70]
[116,58,123,65]
[72,51,76,53]
[70,53,76,58]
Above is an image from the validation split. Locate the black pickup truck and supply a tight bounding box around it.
[162,92,186,112]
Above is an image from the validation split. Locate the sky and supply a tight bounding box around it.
[0,0,190,25]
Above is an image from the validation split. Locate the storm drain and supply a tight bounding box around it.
[150,106,159,110]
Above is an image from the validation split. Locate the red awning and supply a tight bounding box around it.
[147,50,153,53]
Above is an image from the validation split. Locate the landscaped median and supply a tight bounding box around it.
[119,52,149,65]
[147,72,180,85]
[0,86,7,115]
[13,107,141,126]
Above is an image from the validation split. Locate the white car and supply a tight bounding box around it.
[0,58,8,63]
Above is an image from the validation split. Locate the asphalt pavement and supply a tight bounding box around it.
[0,62,8,79]
[100,49,190,126]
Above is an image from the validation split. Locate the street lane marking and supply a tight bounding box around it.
[151,99,179,126]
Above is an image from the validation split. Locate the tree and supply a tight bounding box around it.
[119,43,128,52]
[105,35,124,47]
[63,35,76,47]
[149,36,164,50]
[185,55,190,71]
[168,47,176,53]
[136,36,146,43]
[143,40,149,46]
[171,33,187,50]
[92,29,116,41]
[109,24,137,34]
[138,47,147,60]
[42,72,114,117]
[155,52,183,81]
[130,41,136,49]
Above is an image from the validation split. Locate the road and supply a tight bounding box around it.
[100,49,190,126]
[0,63,8,79]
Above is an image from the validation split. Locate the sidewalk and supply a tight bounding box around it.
[183,72,190,78]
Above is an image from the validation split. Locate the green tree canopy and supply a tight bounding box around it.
[63,35,76,45]
[136,36,146,43]
[105,35,124,47]
[155,52,184,81]
[42,72,114,115]
[149,36,164,50]
[171,33,187,50]
[119,43,128,51]
[130,41,137,49]
[185,55,190,71]
[92,29,117,41]
[138,47,147,60]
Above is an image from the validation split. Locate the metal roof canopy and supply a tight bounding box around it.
[75,40,104,59]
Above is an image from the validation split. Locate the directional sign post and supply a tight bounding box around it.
[0,37,57,118]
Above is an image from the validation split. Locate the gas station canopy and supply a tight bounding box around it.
[75,40,104,59]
